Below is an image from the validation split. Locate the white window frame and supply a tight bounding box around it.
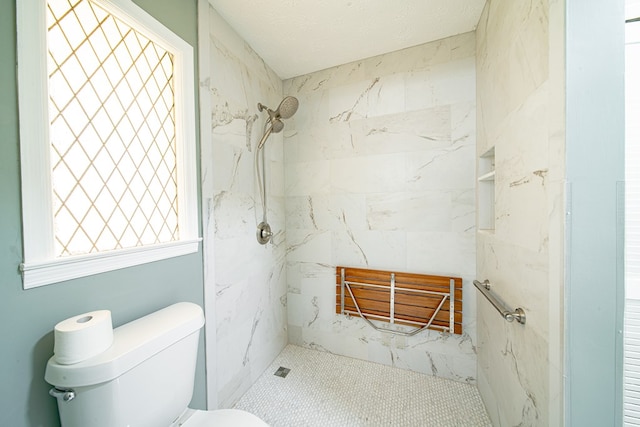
[17,0,200,289]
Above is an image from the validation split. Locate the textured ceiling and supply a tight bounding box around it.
[208,0,486,79]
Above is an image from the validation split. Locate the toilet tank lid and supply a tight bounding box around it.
[45,302,204,388]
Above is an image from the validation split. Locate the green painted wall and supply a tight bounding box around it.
[565,0,625,425]
[0,0,205,426]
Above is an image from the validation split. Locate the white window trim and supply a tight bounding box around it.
[17,0,200,289]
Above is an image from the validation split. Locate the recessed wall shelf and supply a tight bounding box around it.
[478,170,495,182]
[478,147,495,231]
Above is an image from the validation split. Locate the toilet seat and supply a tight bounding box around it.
[181,409,269,427]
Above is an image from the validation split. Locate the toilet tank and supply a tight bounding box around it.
[45,302,205,427]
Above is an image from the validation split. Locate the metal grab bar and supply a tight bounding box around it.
[473,279,526,325]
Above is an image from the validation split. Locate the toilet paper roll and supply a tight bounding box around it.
[54,310,114,365]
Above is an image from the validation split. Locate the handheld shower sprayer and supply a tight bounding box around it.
[256,96,299,149]
[255,96,299,245]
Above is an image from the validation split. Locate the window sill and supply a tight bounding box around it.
[21,238,202,289]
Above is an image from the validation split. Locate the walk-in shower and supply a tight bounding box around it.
[255,96,299,244]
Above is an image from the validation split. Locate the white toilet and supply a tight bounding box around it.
[45,302,269,427]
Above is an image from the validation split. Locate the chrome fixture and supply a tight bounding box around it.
[255,96,299,245]
[256,96,299,149]
[49,387,76,402]
[473,279,526,324]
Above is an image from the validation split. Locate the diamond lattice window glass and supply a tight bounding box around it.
[17,0,198,288]
[47,0,178,256]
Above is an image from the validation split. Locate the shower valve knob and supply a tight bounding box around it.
[256,222,272,245]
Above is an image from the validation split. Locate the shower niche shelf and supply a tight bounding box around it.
[478,147,495,231]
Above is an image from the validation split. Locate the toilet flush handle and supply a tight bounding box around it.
[49,387,75,402]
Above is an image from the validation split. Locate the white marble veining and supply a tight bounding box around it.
[283,33,478,384]
[200,5,288,408]
[476,0,565,425]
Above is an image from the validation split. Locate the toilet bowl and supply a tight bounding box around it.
[45,302,269,427]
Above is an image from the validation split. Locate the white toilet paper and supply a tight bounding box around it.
[53,310,114,365]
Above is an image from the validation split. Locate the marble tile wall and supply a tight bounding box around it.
[283,33,478,383]
[476,0,565,425]
[200,6,288,408]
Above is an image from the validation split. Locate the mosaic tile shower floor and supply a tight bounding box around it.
[234,345,492,426]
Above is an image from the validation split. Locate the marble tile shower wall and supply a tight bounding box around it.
[475,0,564,425]
[201,7,288,408]
[283,33,478,383]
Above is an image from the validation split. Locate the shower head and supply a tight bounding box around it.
[271,118,284,134]
[276,96,299,119]
[257,118,284,150]
[257,96,299,122]
[256,96,299,150]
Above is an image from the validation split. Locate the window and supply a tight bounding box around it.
[17,0,199,289]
